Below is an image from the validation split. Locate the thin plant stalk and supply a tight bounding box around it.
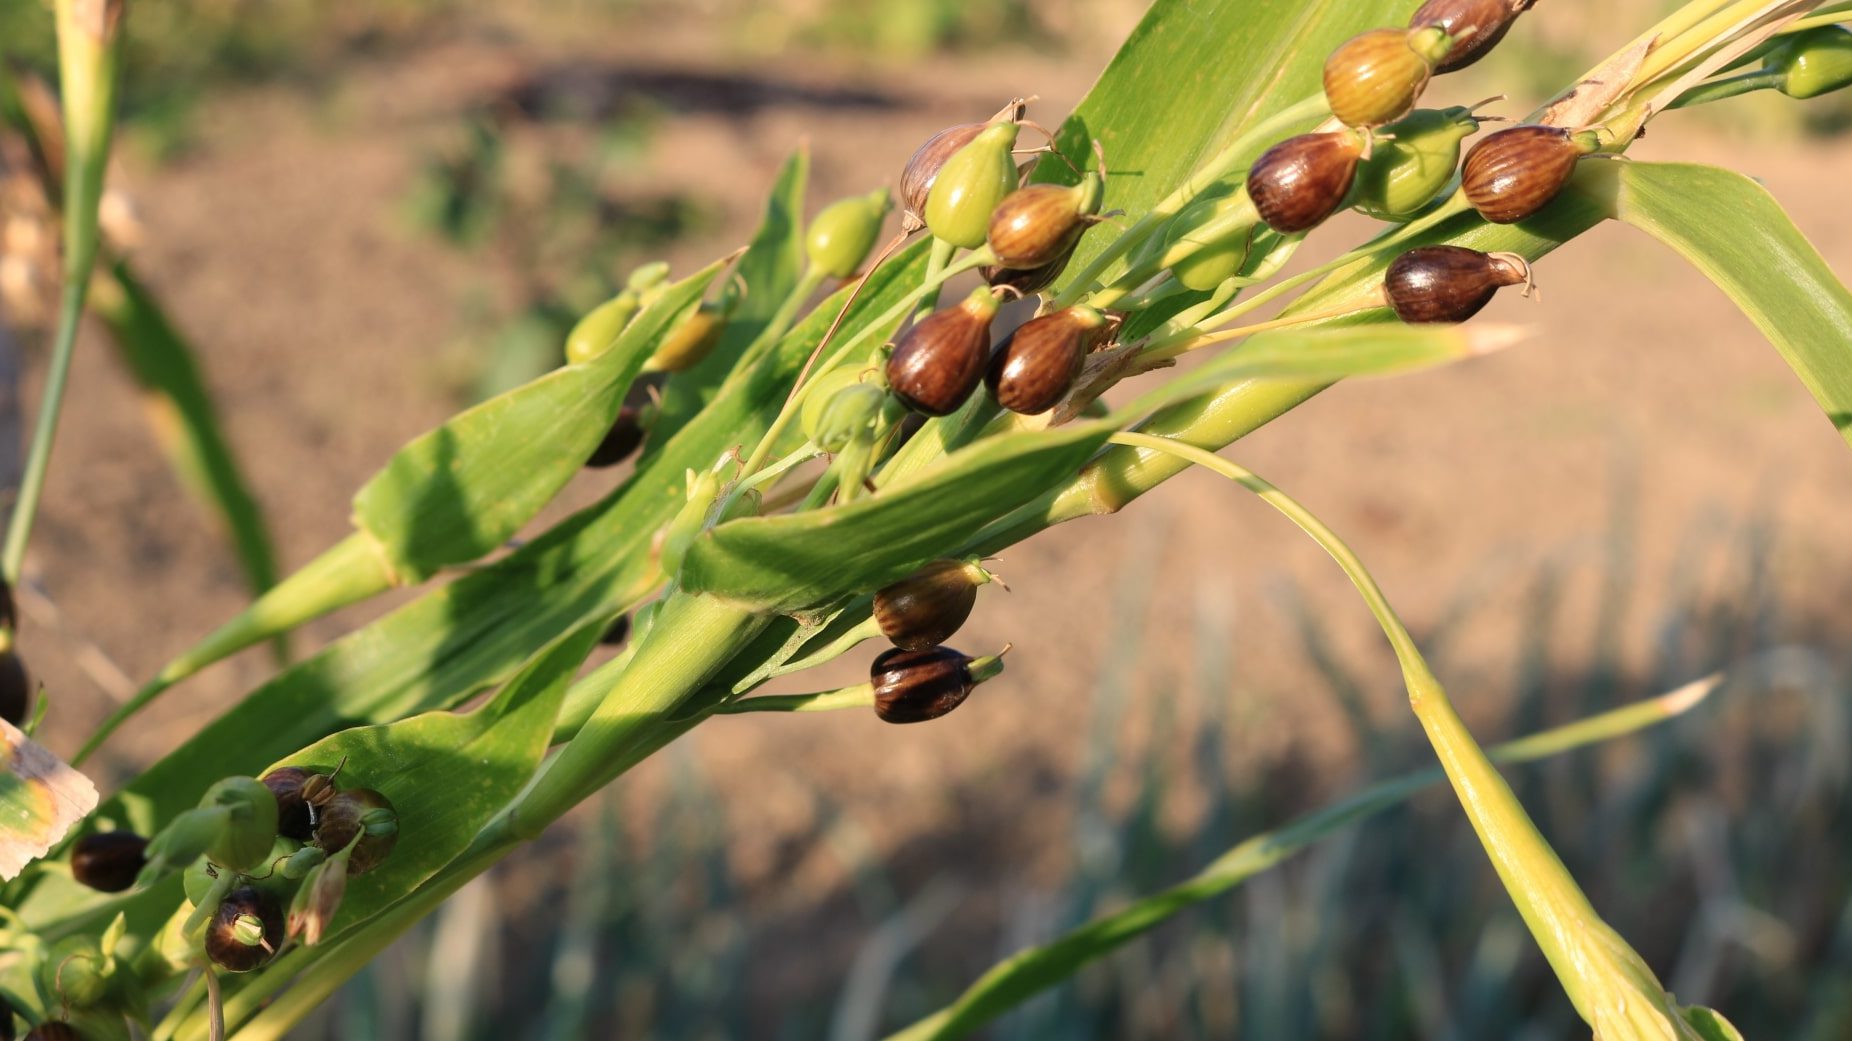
[3,0,125,582]
[1108,431,1708,1039]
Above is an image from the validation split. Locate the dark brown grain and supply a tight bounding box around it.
[875,561,982,650]
[70,831,149,893]
[885,298,995,416]
[986,307,1108,415]
[205,887,285,973]
[1248,131,1364,233]
[1461,124,1581,224]
[987,183,1086,270]
[1385,245,1529,324]
[871,646,975,724]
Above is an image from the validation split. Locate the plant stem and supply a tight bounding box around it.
[714,683,873,714]
[2,283,85,582]
[916,237,958,318]
[1668,67,1785,106]
[1107,432,1699,1038]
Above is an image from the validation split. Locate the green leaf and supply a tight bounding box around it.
[1683,1006,1747,1041]
[89,261,283,601]
[353,256,729,582]
[883,680,1716,1041]
[1039,0,1409,282]
[646,149,809,452]
[680,419,1115,613]
[1589,160,1852,447]
[260,624,600,938]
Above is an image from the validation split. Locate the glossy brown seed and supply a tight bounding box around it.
[885,289,1002,417]
[982,240,1077,295]
[900,123,986,231]
[24,1023,81,1041]
[586,405,646,468]
[1461,125,1586,224]
[1385,246,1532,324]
[1248,131,1366,233]
[205,886,284,973]
[314,788,399,876]
[871,646,976,724]
[875,561,988,650]
[1413,0,1534,72]
[985,306,1111,415]
[0,651,29,727]
[986,178,1097,270]
[1323,28,1438,128]
[71,831,149,893]
[262,766,336,843]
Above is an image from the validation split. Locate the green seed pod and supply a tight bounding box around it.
[1769,25,1852,99]
[807,188,892,280]
[586,405,647,469]
[1385,245,1533,323]
[0,649,30,726]
[986,172,1103,270]
[986,305,1113,415]
[181,858,224,907]
[42,937,110,1009]
[1461,125,1600,224]
[199,777,279,873]
[138,807,226,885]
[874,560,995,650]
[71,832,148,893]
[261,766,336,843]
[923,122,1022,249]
[870,645,1006,724]
[1411,0,1534,73]
[281,843,328,881]
[205,887,283,973]
[563,291,640,366]
[1352,107,1480,221]
[287,845,350,947]
[313,788,399,877]
[802,374,886,454]
[900,122,986,231]
[24,1022,81,1041]
[799,365,868,447]
[1323,27,1451,129]
[1248,130,1366,233]
[1161,190,1257,291]
[885,285,1003,416]
[644,301,728,373]
[625,260,671,294]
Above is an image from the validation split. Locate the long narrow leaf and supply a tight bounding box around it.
[1582,160,1852,447]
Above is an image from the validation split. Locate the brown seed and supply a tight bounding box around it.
[0,576,14,632]
[1247,131,1365,233]
[1323,28,1441,128]
[1384,245,1532,324]
[871,646,976,724]
[885,288,1002,417]
[874,560,988,650]
[1461,124,1588,224]
[205,886,284,973]
[70,831,149,893]
[24,1023,82,1041]
[313,788,399,876]
[900,123,986,231]
[586,405,646,468]
[262,766,336,843]
[0,651,30,727]
[986,177,1099,270]
[982,241,1077,295]
[1413,0,1535,72]
[986,306,1111,415]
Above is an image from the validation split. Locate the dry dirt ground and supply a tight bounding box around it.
[8,9,1852,1028]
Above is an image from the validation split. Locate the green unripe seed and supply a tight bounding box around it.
[282,844,328,881]
[1162,191,1257,291]
[799,365,865,444]
[42,938,111,1009]
[644,301,728,373]
[625,260,671,293]
[811,383,886,453]
[1770,25,1852,99]
[138,807,228,885]
[564,291,640,366]
[199,777,279,874]
[923,122,1021,249]
[807,188,892,279]
[1352,107,1479,221]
